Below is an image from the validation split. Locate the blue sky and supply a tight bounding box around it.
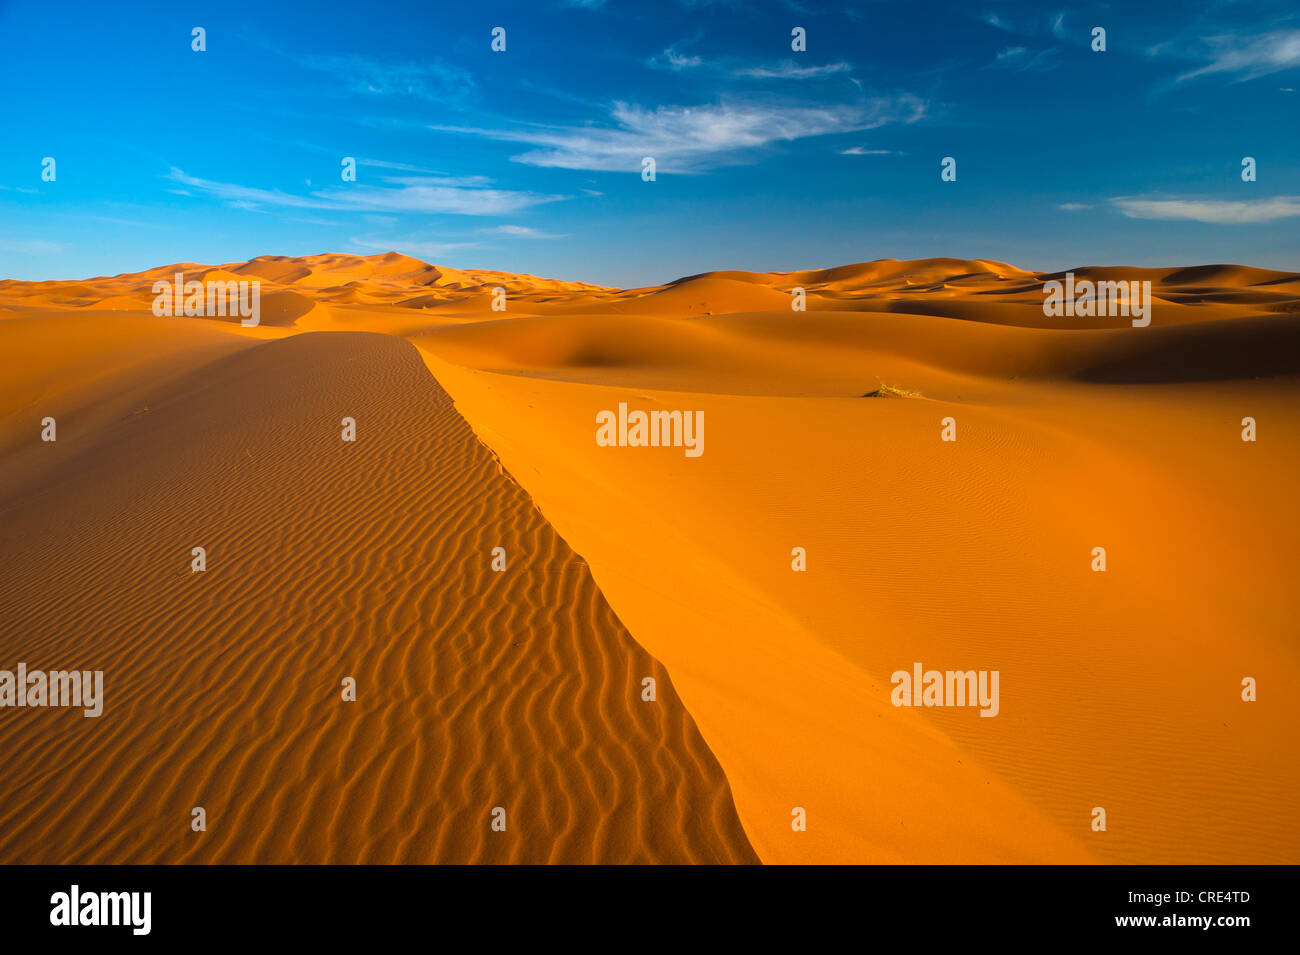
[1,0,1297,287]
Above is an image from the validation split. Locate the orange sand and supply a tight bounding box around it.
[2,252,1297,864]
[0,324,754,863]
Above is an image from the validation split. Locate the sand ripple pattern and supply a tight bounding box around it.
[0,331,757,864]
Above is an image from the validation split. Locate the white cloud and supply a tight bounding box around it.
[734,61,852,80]
[168,168,565,216]
[649,43,702,71]
[294,53,473,102]
[349,237,477,258]
[358,159,447,175]
[228,199,268,213]
[435,96,926,173]
[988,45,1056,71]
[0,238,64,255]
[1058,202,1091,211]
[1110,195,1300,224]
[1160,29,1300,83]
[840,146,896,155]
[491,225,567,239]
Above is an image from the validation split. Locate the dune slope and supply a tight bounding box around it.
[0,330,757,864]
[3,251,1297,865]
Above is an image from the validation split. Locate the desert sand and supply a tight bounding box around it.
[1,251,1297,864]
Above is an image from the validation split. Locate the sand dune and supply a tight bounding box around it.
[0,328,755,863]
[2,252,1297,864]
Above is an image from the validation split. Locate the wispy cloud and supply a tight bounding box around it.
[987,46,1056,71]
[1058,202,1091,211]
[294,53,474,102]
[733,61,852,79]
[0,238,64,255]
[285,215,344,226]
[491,225,567,239]
[1110,195,1300,224]
[978,9,1073,41]
[1156,28,1300,84]
[168,168,565,216]
[435,96,925,173]
[349,237,477,258]
[649,42,702,71]
[358,159,447,175]
[840,146,897,156]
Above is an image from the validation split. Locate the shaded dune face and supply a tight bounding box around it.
[0,332,757,864]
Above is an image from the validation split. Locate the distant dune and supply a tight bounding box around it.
[2,251,1297,864]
